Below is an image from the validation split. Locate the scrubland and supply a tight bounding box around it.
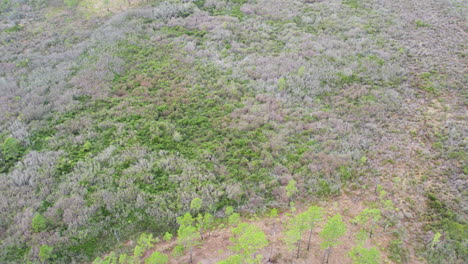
[0,0,466,263]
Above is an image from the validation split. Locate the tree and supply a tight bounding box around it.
[431,232,441,249]
[177,212,195,227]
[190,197,203,213]
[39,244,53,263]
[285,179,298,203]
[118,254,131,264]
[269,208,278,218]
[177,213,201,263]
[32,214,47,233]
[163,232,173,242]
[284,211,309,258]
[305,206,324,251]
[145,251,169,264]
[352,208,381,238]
[267,208,279,262]
[2,137,21,162]
[196,212,215,239]
[320,214,347,264]
[225,206,234,217]
[93,252,117,264]
[229,222,269,264]
[64,0,82,8]
[217,254,242,264]
[348,245,381,264]
[134,233,158,258]
[228,213,241,226]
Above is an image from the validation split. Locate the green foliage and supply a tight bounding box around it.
[177,213,195,227]
[93,252,117,264]
[39,245,54,263]
[343,0,359,8]
[425,193,467,262]
[387,239,409,263]
[349,245,381,264]
[163,232,173,242]
[228,213,241,226]
[320,214,347,249]
[4,23,24,33]
[284,210,309,257]
[217,254,242,264]
[415,20,430,27]
[64,0,82,8]
[177,213,201,262]
[225,206,234,217]
[0,137,23,172]
[195,212,215,239]
[285,179,298,200]
[278,78,286,91]
[160,26,207,38]
[269,208,278,218]
[118,254,131,264]
[305,206,324,228]
[190,197,203,212]
[353,208,381,238]
[145,251,169,264]
[133,245,145,258]
[138,233,159,250]
[31,214,47,233]
[172,245,184,257]
[229,223,269,263]
[134,233,158,258]
[431,232,441,249]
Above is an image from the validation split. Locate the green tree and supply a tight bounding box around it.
[2,137,21,161]
[349,245,381,264]
[431,232,441,249]
[1,137,22,172]
[320,214,347,264]
[64,0,81,8]
[225,206,234,225]
[267,208,279,262]
[177,212,195,227]
[134,233,158,258]
[145,251,169,264]
[229,222,269,263]
[217,254,242,264]
[196,212,214,239]
[285,179,298,202]
[93,252,117,264]
[284,211,309,258]
[269,208,278,218]
[163,232,173,242]
[190,197,203,213]
[225,206,234,216]
[305,206,324,251]
[352,208,381,238]
[177,213,201,263]
[39,244,53,263]
[118,254,131,264]
[32,214,47,232]
[228,213,241,226]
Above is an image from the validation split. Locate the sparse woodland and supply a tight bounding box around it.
[0,0,466,263]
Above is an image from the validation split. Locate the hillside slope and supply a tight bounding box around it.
[0,0,466,263]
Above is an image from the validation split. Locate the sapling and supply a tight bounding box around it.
[320,214,347,264]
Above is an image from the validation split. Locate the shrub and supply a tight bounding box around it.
[145,251,169,264]
[31,214,47,233]
[64,0,82,8]
[39,245,54,263]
